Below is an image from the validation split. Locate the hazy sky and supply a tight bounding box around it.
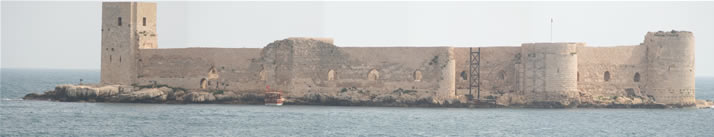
[2,1,713,76]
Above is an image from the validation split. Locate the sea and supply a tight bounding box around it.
[1,68,713,137]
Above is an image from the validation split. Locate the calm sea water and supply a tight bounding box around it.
[1,68,713,136]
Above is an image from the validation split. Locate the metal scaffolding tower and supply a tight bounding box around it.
[469,48,481,101]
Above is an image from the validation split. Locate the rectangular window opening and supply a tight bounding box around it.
[118,17,122,26]
[142,17,146,26]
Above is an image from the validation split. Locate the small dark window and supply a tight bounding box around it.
[460,71,467,80]
[109,55,112,62]
[119,56,122,63]
[604,71,611,82]
[634,72,640,82]
[498,71,505,80]
[118,17,122,26]
[142,17,146,26]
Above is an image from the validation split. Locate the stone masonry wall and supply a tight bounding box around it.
[453,47,521,100]
[99,2,696,106]
[520,43,579,103]
[644,31,696,105]
[260,38,455,101]
[101,2,138,85]
[577,45,647,99]
[137,48,264,93]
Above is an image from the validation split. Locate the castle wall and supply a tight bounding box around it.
[98,2,697,106]
[260,38,455,100]
[453,47,521,100]
[576,45,647,98]
[136,48,265,93]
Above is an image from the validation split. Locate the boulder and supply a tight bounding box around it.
[184,92,216,103]
[58,84,120,99]
[118,88,164,102]
[695,100,714,109]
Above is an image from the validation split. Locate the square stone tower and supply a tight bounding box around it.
[101,2,157,85]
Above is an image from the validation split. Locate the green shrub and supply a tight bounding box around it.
[213,90,224,95]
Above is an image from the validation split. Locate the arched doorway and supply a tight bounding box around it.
[414,70,422,82]
[200,78,207,89]
[328,69,336,81]
[368,69,379,80]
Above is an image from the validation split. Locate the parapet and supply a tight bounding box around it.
[286,37,334,44]
[645,30,694,43]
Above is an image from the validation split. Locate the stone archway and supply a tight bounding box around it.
[368,69,379,80]
[414,70,422,82]
[328,69,336,81]
[259,66,267,81]
[200,78,207,89]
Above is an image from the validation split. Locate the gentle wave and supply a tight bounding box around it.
[1,98,23,101]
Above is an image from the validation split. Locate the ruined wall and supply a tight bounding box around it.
[577,45,647,99]
[135,2,157,49]
[136,48,264,93]
[259,38,455,100]
[644,31,696,105]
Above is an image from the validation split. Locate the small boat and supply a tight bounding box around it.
[264,86,284,106]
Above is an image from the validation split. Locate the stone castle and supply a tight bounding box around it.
[98,2,696,107]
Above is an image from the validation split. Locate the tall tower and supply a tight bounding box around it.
[644,31,695,106]
[100,2,157,85]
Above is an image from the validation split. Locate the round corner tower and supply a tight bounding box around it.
[644,31,696,106]
[520,43,579,105]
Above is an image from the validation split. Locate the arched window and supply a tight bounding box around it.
[327,69,336,81]
[577,72,580,81]
[414,70,422,82]
[604,71,611,82]
[259,66,267,81]
[368,69,379,80]
[634,72,641,82]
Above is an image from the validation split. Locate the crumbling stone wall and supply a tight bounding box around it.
[136,48,264,93]
[259,38,455,102]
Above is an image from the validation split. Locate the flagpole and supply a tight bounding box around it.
[550,18,553,42]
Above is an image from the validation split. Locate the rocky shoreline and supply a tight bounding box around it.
[23,84,714,109]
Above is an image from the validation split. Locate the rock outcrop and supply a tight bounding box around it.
[22,84,713,109]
